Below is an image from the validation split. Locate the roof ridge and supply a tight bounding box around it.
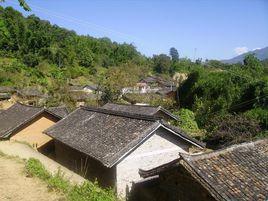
[16,102,44,109]
[81,106,161,121]
[47,105,67,109]
[105,102,159,109]
[181,138,268,161]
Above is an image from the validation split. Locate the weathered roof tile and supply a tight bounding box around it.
[140,139,268,201]
[102,103,179,121]
[44,106,201,167]
[0,103,62,138]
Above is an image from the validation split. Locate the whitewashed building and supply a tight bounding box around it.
[44,106,204,198]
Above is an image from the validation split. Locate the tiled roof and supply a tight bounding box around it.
[17,87,45,98]
[47,106,69,118]
[0,103,62,139]
[44,106,202,167]
[0,86,16,93]
[0,93,11,100]
[140,139,268,201]
[102,103,179,121]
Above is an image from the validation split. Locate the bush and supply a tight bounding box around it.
[47,170,71,193]
[25,158,50,180]
[68,181,117,201]
[172,109,203,138]
[204,114,261,149]
[25,158,117,201]
[244,107,268,129]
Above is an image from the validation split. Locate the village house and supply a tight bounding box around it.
[130,138,268,201]
[0,86,17,94]
[43,106,204,197]
[102,103,179,122]
[0,86,16,101]
[69,84,99,94]
[0,102,68,152]
[0,92,11,101]
[122,76,176,95]
[83,84,99,93]
[16,87,48,105]
[0,86,17,108]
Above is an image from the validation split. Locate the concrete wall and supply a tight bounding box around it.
[116,127,190,197]
[10,113,58,148]
[54,140,116,188]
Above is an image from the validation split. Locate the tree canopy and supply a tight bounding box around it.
[0,0,30,11]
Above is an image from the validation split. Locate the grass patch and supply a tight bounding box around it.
[25,158,117,201]
[25,158,51,180]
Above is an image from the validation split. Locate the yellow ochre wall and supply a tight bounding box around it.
[10,113,59,149]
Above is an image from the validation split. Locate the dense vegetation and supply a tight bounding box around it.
[0,5,267,149]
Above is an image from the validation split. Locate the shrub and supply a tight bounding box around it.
[204,114,261,149]
[68,181,117,201]
[25,158,50,180]
[25,158,117,201]
[172,109,203,138]
[244,107,268,129]
[47,170,71,193]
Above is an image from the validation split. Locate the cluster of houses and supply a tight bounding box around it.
[122,76,178,100]
[0,75,182,108]
[0,102,267,200]
[0,84,100,108]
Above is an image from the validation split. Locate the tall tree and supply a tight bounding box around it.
[0,0,30,11]
[152,54,171,74]
[169,47,179,61]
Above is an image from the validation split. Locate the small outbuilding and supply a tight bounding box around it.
[44,106,204,197]
[0,103,68,150]
[132,138,268,201]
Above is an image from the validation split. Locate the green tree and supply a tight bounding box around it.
[152,54,171,74]
[205,114,261,149]
[169,47,179,61]
[243,54,263,77]
[98,64,139,102]
[0,0,30,11]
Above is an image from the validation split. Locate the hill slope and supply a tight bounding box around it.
[222,46,268,64]
[0,6,145,70]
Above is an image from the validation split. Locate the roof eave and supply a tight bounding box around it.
[159,107,179,121]
[160,123,205,149]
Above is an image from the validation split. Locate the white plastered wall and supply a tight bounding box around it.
[115,127,190,197]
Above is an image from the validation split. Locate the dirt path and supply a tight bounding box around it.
[0,141,85,185]
[0,156,63,201]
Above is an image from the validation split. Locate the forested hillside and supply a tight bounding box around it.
[0,6,267,148]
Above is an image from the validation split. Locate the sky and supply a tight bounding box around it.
[2,0,268,60]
